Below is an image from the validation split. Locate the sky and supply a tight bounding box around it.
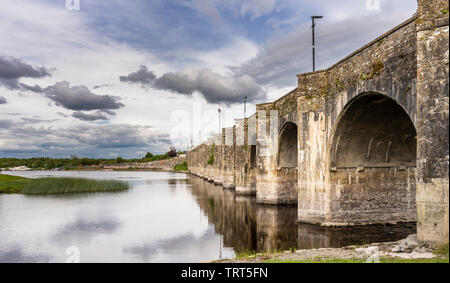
[0,0,418,158]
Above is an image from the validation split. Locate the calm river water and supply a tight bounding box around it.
[0,171,415,263]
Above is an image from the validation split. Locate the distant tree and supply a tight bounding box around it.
[167,146,177,158]
[145,152,154,159]
[116,157,125,164]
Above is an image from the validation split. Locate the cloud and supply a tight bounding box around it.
[154,68,265,104]
[72,111,108,121]
[59,124,154,148]
[0,96,6,104]
[189,0,276,21]
[237,0,276,20]
[188,0,222,23]
[44,81,124,111]
[0,122,171,158]
[0,56,51,89]
[120,67,265,104]
[119,65,156,85]
[19,83,44,93]
[0,246,50,263]
[0,119,13,128]
[231,7,418,87]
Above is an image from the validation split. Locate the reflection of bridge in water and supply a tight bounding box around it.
[187,176,415,253]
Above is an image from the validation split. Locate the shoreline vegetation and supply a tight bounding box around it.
[0,174,129,194]
[214,242,449,264]
[0,148,184,171]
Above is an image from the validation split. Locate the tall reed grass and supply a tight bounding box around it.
[22,177,129,194]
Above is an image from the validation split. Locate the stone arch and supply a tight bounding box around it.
[249,145,257,168]
[330,92,416,168]
[278,122,298,169]
[327,92,417,224]
[268,121,298,205]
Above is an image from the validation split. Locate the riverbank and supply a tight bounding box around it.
[213,236,449,263]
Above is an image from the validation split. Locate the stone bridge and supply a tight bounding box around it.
[187,0,449,245]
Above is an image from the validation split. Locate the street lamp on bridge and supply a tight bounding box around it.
[311,15,323,72]
[244,96,247,119]
[218,108,221,134]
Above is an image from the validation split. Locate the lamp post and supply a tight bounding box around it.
[218,108,221,134]
[311,15,323,72]
[244,96,247,119]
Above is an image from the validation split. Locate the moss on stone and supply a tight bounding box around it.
[361,60,384,80]
[207,144,215,165]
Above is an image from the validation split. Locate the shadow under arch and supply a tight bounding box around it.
[270,121,298,205]
[277,122,298,169]
[327,92,417,224]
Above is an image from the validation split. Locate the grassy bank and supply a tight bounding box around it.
[0,174,31,193]
[0,174,129,194]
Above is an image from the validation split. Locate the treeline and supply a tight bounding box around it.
[0,148,185,170]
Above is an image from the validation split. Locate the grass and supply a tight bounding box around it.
[233,245,449,264]
[234,249,287,260]
[174,161,188,172]
[265,257,449,263]
[0,174,31,193]
[20,177,129,195]
[433,243,449,256]
[265,258,366,263]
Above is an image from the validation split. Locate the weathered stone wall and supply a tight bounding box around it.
[222,127,235,189]
[234,118,257,195]
[415,0,449,245]
[255,94,298,205]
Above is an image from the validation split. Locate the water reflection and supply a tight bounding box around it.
[187,177,258,253]
[257,205,297,252]
[188,176,416,253]
[0,171,416,262]
[297,222,416,249]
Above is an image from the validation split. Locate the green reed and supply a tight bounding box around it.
[22,177,129,194]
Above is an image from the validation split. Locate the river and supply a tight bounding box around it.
[0,170,415,263]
